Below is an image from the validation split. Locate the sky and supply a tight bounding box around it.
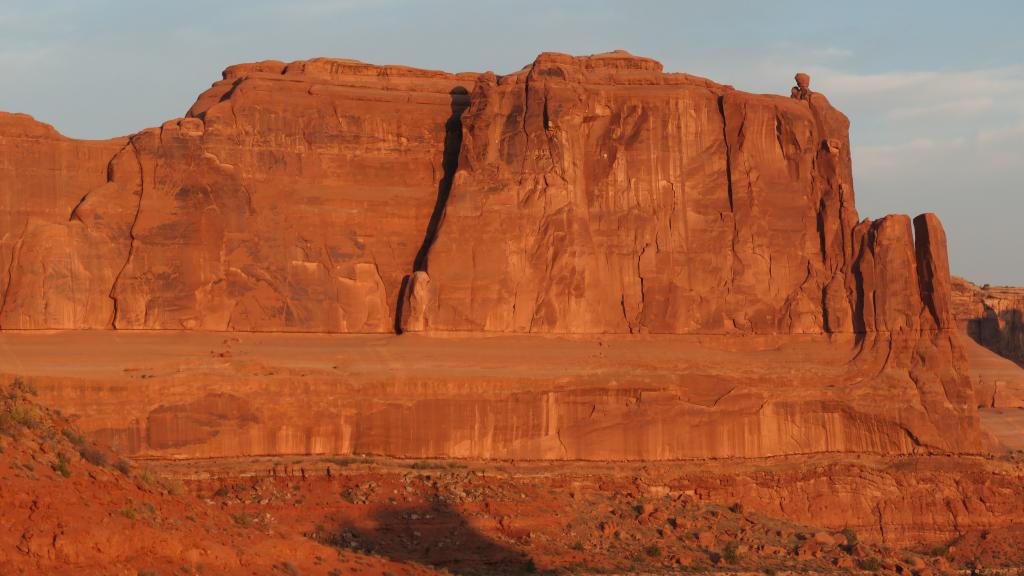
[2,0,1021,285]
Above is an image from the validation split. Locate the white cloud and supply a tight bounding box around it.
[811,46,853,59]
[977,121,1024,144]
[888,97,993,119]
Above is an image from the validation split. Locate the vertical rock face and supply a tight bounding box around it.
[0,53,956,337]
[412,52,950,336]
[1,60,475,331]
[953,277,1024,368]
[0,113,132,329]
[0,51,992,458]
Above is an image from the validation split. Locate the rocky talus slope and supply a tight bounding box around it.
[0,378,440,575]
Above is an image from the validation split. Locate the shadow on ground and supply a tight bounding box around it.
[308,499,550,575]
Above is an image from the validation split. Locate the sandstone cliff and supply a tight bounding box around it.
[0,51,994,459]
[952,277,1024,408]
[1,51,954,339]
[953,277,1024,367]
[1,60,476,331]
[405,52,953,339]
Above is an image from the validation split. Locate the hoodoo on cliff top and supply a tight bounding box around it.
[0,51,997,460]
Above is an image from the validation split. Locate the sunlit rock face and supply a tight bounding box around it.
[0,51,994,461]
[1,60,476,332]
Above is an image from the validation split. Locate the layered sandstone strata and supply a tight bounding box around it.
[0,330,991,460]
[0,51,994,459]
[953,277,1024,367]
[952,277,1024,408]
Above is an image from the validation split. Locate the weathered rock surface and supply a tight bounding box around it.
[0,330,993,460]
[0,113,130,328]
[413,52,950,338]
[953,276,1024,367]
[952,277,1024,409]
[2,60,475,331]
[0,379,441,576]
[0,51,995,460]
[1,51,956,339]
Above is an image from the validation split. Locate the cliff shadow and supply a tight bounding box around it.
[394,86,470,334]
[309,499,546,575]
[968,307,1024,368]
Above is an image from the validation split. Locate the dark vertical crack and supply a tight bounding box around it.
[108,137,146,329]
[0,234,23,327]
[717,95,734,211]
[394,86,469,334]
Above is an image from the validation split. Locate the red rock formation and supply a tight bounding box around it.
[0,113,130,328]
[0,329,990,460]
[0,51,992,459]
[409,52,949,338]
[953,277,1024,367]
[951,277,1024,409]
[0,51,958,339]
[0,379,440,576]
[2,60,476,331]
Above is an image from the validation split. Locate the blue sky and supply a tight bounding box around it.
[2,0,1021,284]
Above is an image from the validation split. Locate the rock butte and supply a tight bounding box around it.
[0,51,1019,462]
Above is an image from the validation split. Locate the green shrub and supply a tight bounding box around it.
[136,466,157,486]
[323,456,360,468]
[273,562,300,576]
[114,458,132,476]
[62,428,86,447]
[232,512,259,528]
[644,543,663,558]
[8,377,36,398]
[722,540,740,564]
[54,452,72,478]
[858,557,882,571]
[1,378,40,436]
[79,445,108,467]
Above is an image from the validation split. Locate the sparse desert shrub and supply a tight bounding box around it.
[858,557,882,571]
[7,377,37,398]
[114,458,132,476]
[0,412,15,437]
[644,543,663,558]
[54,451,72,478]
[10,403,36,425]
[273,561,301,576]
[232,512,260,528]
[136,466,158,486]
[929,533,963,558]
[62,427,86,447]
[722,540,740,564]
[1,378,40,436]
[324,456,360,468]
[158,476,185,496]
[78,444,108,467]
[406,460,466,470]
